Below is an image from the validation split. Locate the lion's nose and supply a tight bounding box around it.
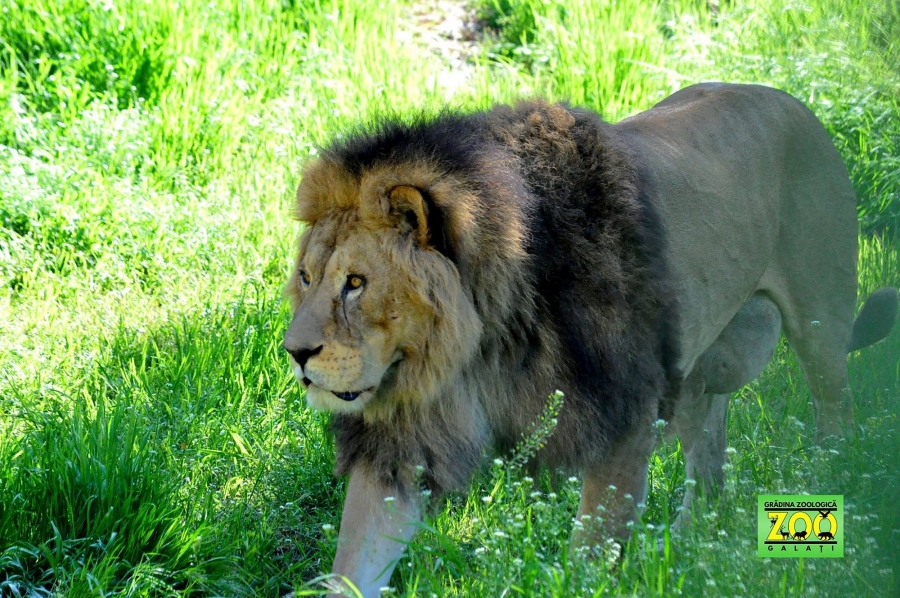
[285,344,324,370]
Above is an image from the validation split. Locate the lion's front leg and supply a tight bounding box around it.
[329,465,421,598]
[570,427,655,554]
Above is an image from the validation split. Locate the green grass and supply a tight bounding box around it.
[1,0,898,595]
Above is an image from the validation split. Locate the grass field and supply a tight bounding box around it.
[0,0,898,595]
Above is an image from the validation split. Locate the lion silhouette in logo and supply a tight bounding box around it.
[283,83,898,596]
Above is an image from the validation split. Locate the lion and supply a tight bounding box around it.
[282,83,898,596]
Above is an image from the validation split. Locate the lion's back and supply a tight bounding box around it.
[614,82,857,369]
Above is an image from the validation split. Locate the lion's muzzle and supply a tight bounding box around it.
[284,344,323,374]
[284,327,382,412]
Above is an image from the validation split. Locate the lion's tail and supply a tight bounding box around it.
[848,287,899,352]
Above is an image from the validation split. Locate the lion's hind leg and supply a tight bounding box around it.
[779,286,898,439]
[773,286,857,440]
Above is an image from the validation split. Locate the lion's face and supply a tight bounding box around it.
[284,216,430,413]
[284,177,483,416]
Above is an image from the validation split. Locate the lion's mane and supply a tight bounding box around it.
[294,101,681,500]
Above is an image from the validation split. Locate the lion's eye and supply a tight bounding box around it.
[346,274,365,291]
[299,269,311,287]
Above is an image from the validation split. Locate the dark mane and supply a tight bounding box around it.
[326,100,681,495]
[325,110,490,180]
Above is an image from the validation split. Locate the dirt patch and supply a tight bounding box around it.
[399,0,486,97]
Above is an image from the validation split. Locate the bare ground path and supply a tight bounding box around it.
[398,0,485,98]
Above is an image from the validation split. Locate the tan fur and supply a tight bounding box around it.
[285,163,484,419]
[329,466,419,597]
[283,84,898,596]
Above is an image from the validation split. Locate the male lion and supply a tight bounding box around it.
[283,83,897,596]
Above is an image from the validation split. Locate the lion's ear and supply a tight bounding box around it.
[386,185,455,261]
[388,186,431,248]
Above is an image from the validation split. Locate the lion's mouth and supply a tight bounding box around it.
[303,376,375,403]
[299,375,374,402]
[331,388,374,401]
